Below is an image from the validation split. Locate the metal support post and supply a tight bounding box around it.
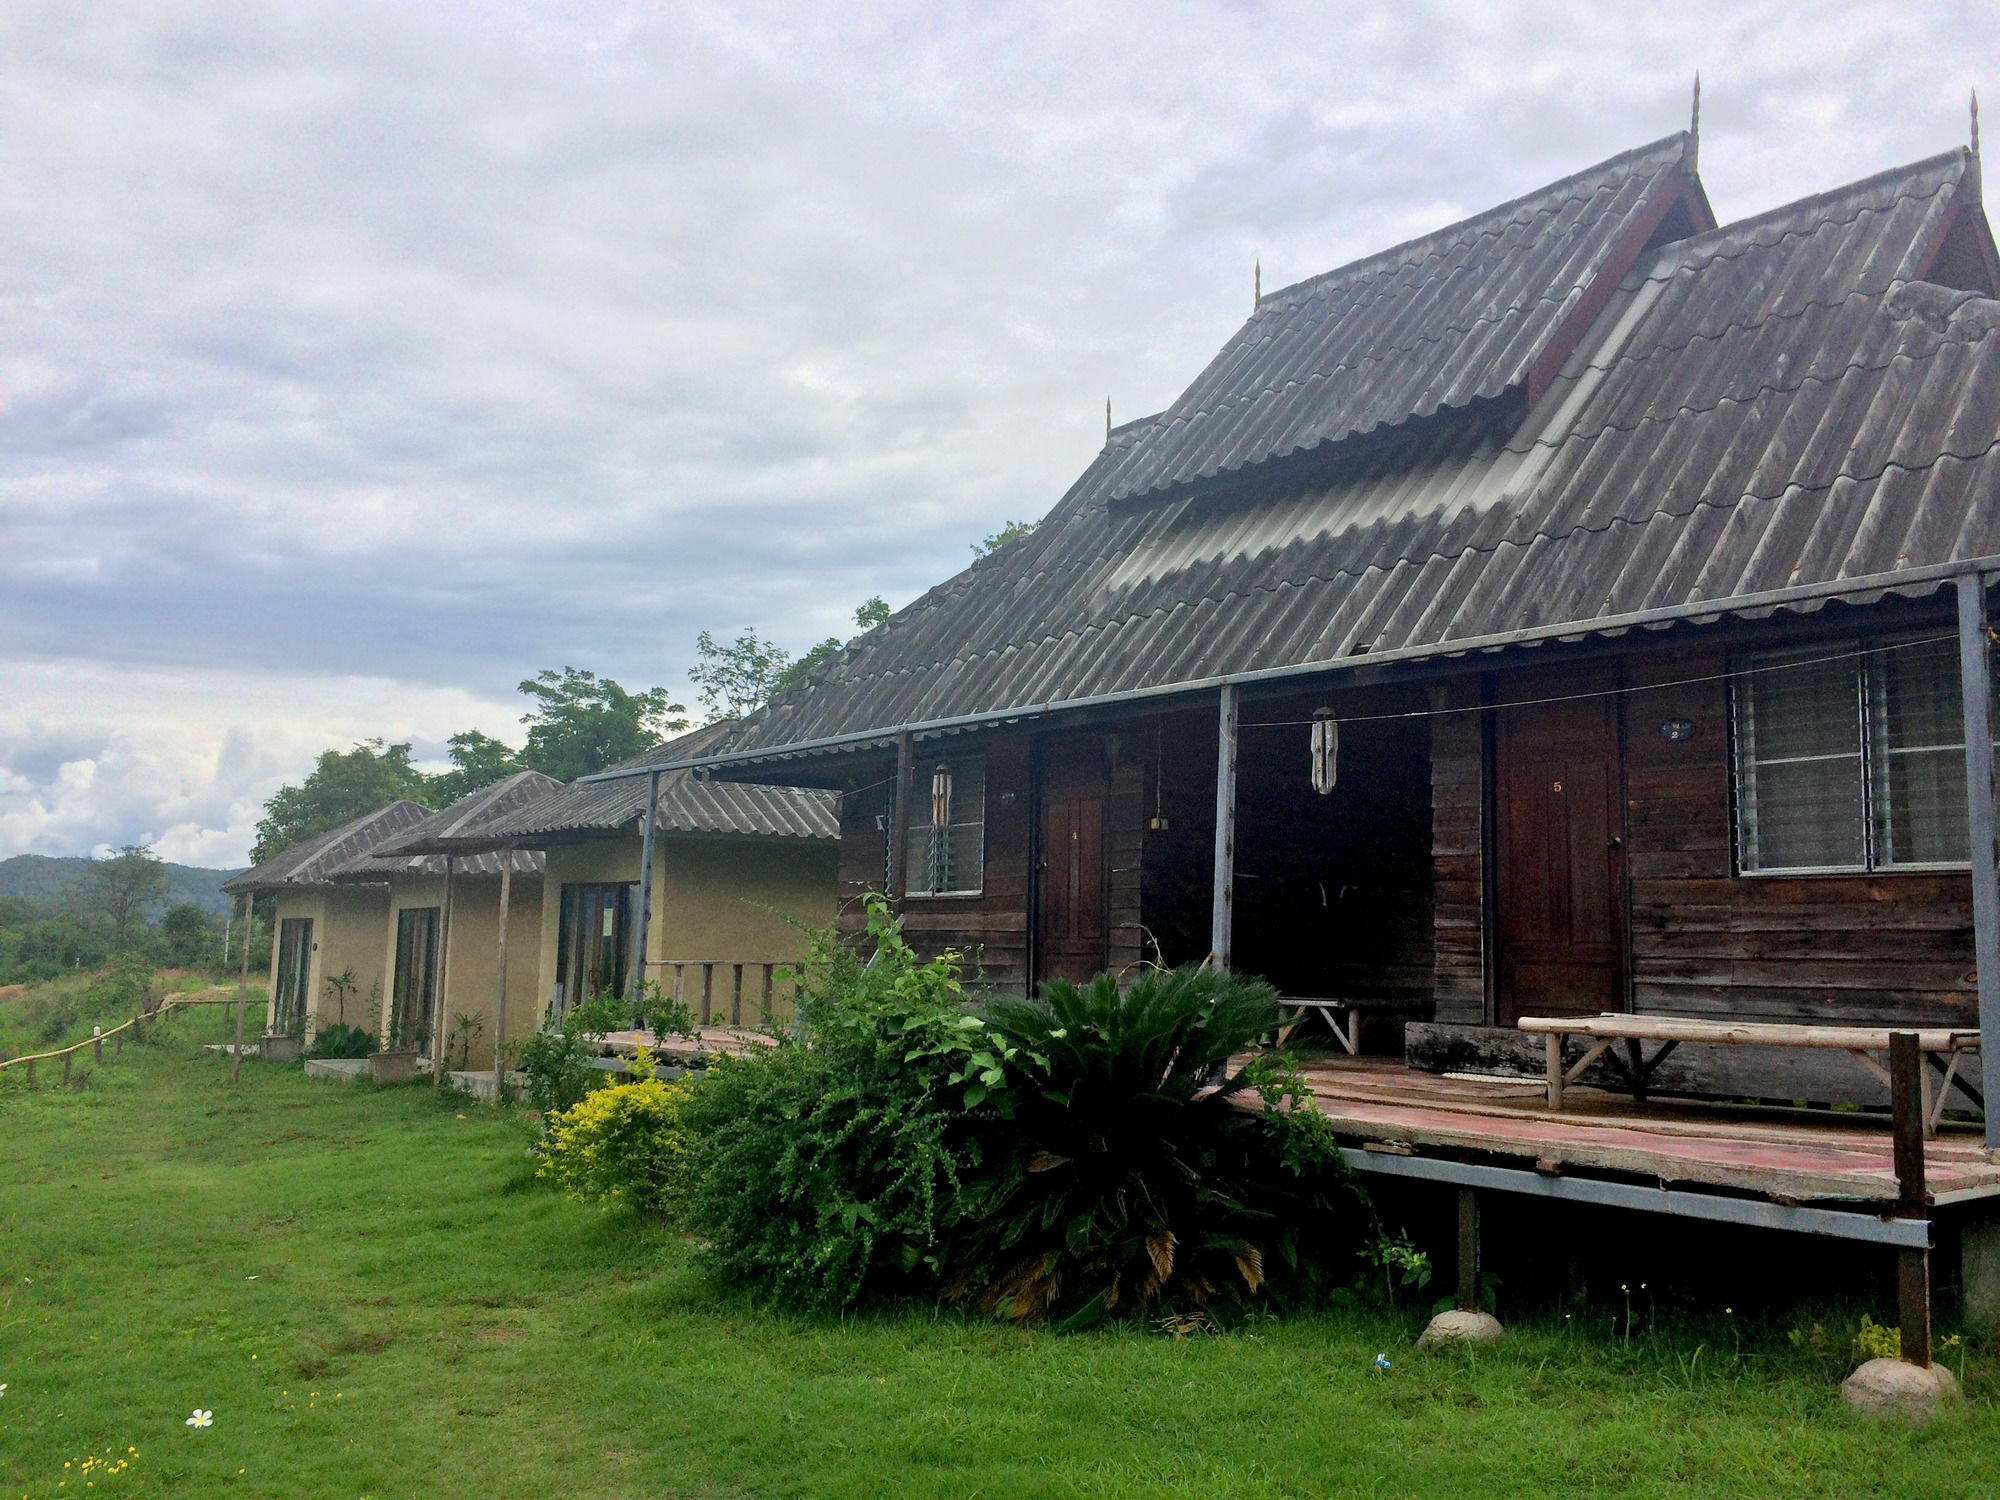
[1956,572,2000,1153]
[1891,1031,1932,1367]
[431,858,455,1086]
[889,731,914,906]
[630,768,661,1005]
[492,859,512,1097]
[1211,684,1239,970]
[233,892,252,1085]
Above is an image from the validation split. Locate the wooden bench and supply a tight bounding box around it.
[1517,1014,1983,1133]
[1276,997,1428,1053]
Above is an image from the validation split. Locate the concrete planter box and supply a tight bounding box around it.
[261,1034,302,1064]
[369,1050,422,1085]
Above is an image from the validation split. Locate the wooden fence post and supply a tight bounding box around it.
[62,1051,72,1086]
[700,964,714,1026]
[730,964,744,1027]
[760,963,774,1026]
[1891,1031,1932,1367]
[1211,684,1239,970]
[1456,1187,1482,1313]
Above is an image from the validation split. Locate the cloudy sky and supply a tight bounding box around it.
[1,1,1994,866]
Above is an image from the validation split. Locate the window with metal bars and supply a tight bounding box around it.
[884,755,985,896]
[1731,635,1995,874]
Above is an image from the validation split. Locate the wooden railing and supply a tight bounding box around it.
[644,959,796,1027]
[0,991,243,1086]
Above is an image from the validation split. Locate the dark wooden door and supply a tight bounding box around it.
[1496,668,1625,1023]
[1036,738,1109,986]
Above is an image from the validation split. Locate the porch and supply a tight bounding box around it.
[1288,1051,2000,1340]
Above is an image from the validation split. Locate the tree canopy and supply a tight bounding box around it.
[252,740,432,863]
[70,844,171,949]
[515,667,689,783]
[693,597,892,715]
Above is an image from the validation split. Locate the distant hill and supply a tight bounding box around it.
[0,855,247,916]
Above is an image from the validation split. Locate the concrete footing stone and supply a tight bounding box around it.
[303,1058,370,1083]
[1840,1358,1961,1423]
[448,1070,529,1101]
[1416,1310,1504,1351]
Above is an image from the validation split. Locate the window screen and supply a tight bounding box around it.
[903,755,985,896]
[1734,635,1994,873]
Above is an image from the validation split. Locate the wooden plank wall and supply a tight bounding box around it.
[1108,745,1146,978]
[835,737,1036,996]
[1431,680,1486,1025]
[1623,645,1979,1029]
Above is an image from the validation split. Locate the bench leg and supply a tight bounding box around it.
[1335,1009,1361,1056]
[1546,1034,1564,1110]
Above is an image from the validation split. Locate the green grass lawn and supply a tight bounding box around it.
[3,999,1997,1499]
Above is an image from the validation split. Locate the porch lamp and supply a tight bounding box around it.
[1310,709,1339,795]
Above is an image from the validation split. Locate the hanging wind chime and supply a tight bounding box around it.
[1310,708,1339,795]
[929,763,953,890]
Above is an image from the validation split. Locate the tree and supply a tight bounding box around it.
[253,740,433,863]
[516,667,688,782]
[690,628,795,718]
[770,598,895,699]
[972,520,1036,557]
[73,845,171,950]
[159,902,217,968]
[428,730,522,804]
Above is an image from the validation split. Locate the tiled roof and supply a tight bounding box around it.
[663,144,1998,770]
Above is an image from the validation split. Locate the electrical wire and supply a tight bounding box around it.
[1235,629,1983,729]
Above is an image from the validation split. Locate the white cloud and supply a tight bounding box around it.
[0,0,1994,862]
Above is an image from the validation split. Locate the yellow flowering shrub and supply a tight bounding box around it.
[538,1072,694,1214]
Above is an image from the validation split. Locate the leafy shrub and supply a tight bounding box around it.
[538,1061,693,1213]
[25,956,152,1044]
[520,991,630,1114]
[674,897,1011,1307]
[940,965,1368,1326]
[306,1023,378,1060]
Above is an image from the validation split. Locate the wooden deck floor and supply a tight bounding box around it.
[1294,1057,2000,1206]
[601,1026,776,1062]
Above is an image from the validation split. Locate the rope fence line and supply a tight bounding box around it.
[0,988,248,1087]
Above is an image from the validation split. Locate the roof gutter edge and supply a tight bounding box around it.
[582,554,2000,784]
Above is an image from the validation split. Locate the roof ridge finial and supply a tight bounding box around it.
[1689,72,1700,170]
[1106,396,1112,441]
[1254,258,1261,311]
[1973,89,1981,157]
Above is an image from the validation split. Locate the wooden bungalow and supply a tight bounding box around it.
[594,124,2000,1326]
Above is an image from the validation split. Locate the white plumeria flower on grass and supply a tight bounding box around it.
[1,1382,8,1396]
[185,1409,212,1428]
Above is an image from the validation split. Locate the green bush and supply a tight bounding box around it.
[674,898,1012,1308]
[306,1022,378,1060]
[519,991,630,1114]
[537,1062,693,1214]
[940,966,1369,1326]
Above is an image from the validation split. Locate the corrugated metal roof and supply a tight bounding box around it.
[357,771,567,865]
[683,144,1999,769]
[420,724,839,844]
[1101,133,1706,505]
[219,801,436,893]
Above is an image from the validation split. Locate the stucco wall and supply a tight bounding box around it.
[379,870,544,1072]
[537,833,837,1025]
[261,886,391,1041]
